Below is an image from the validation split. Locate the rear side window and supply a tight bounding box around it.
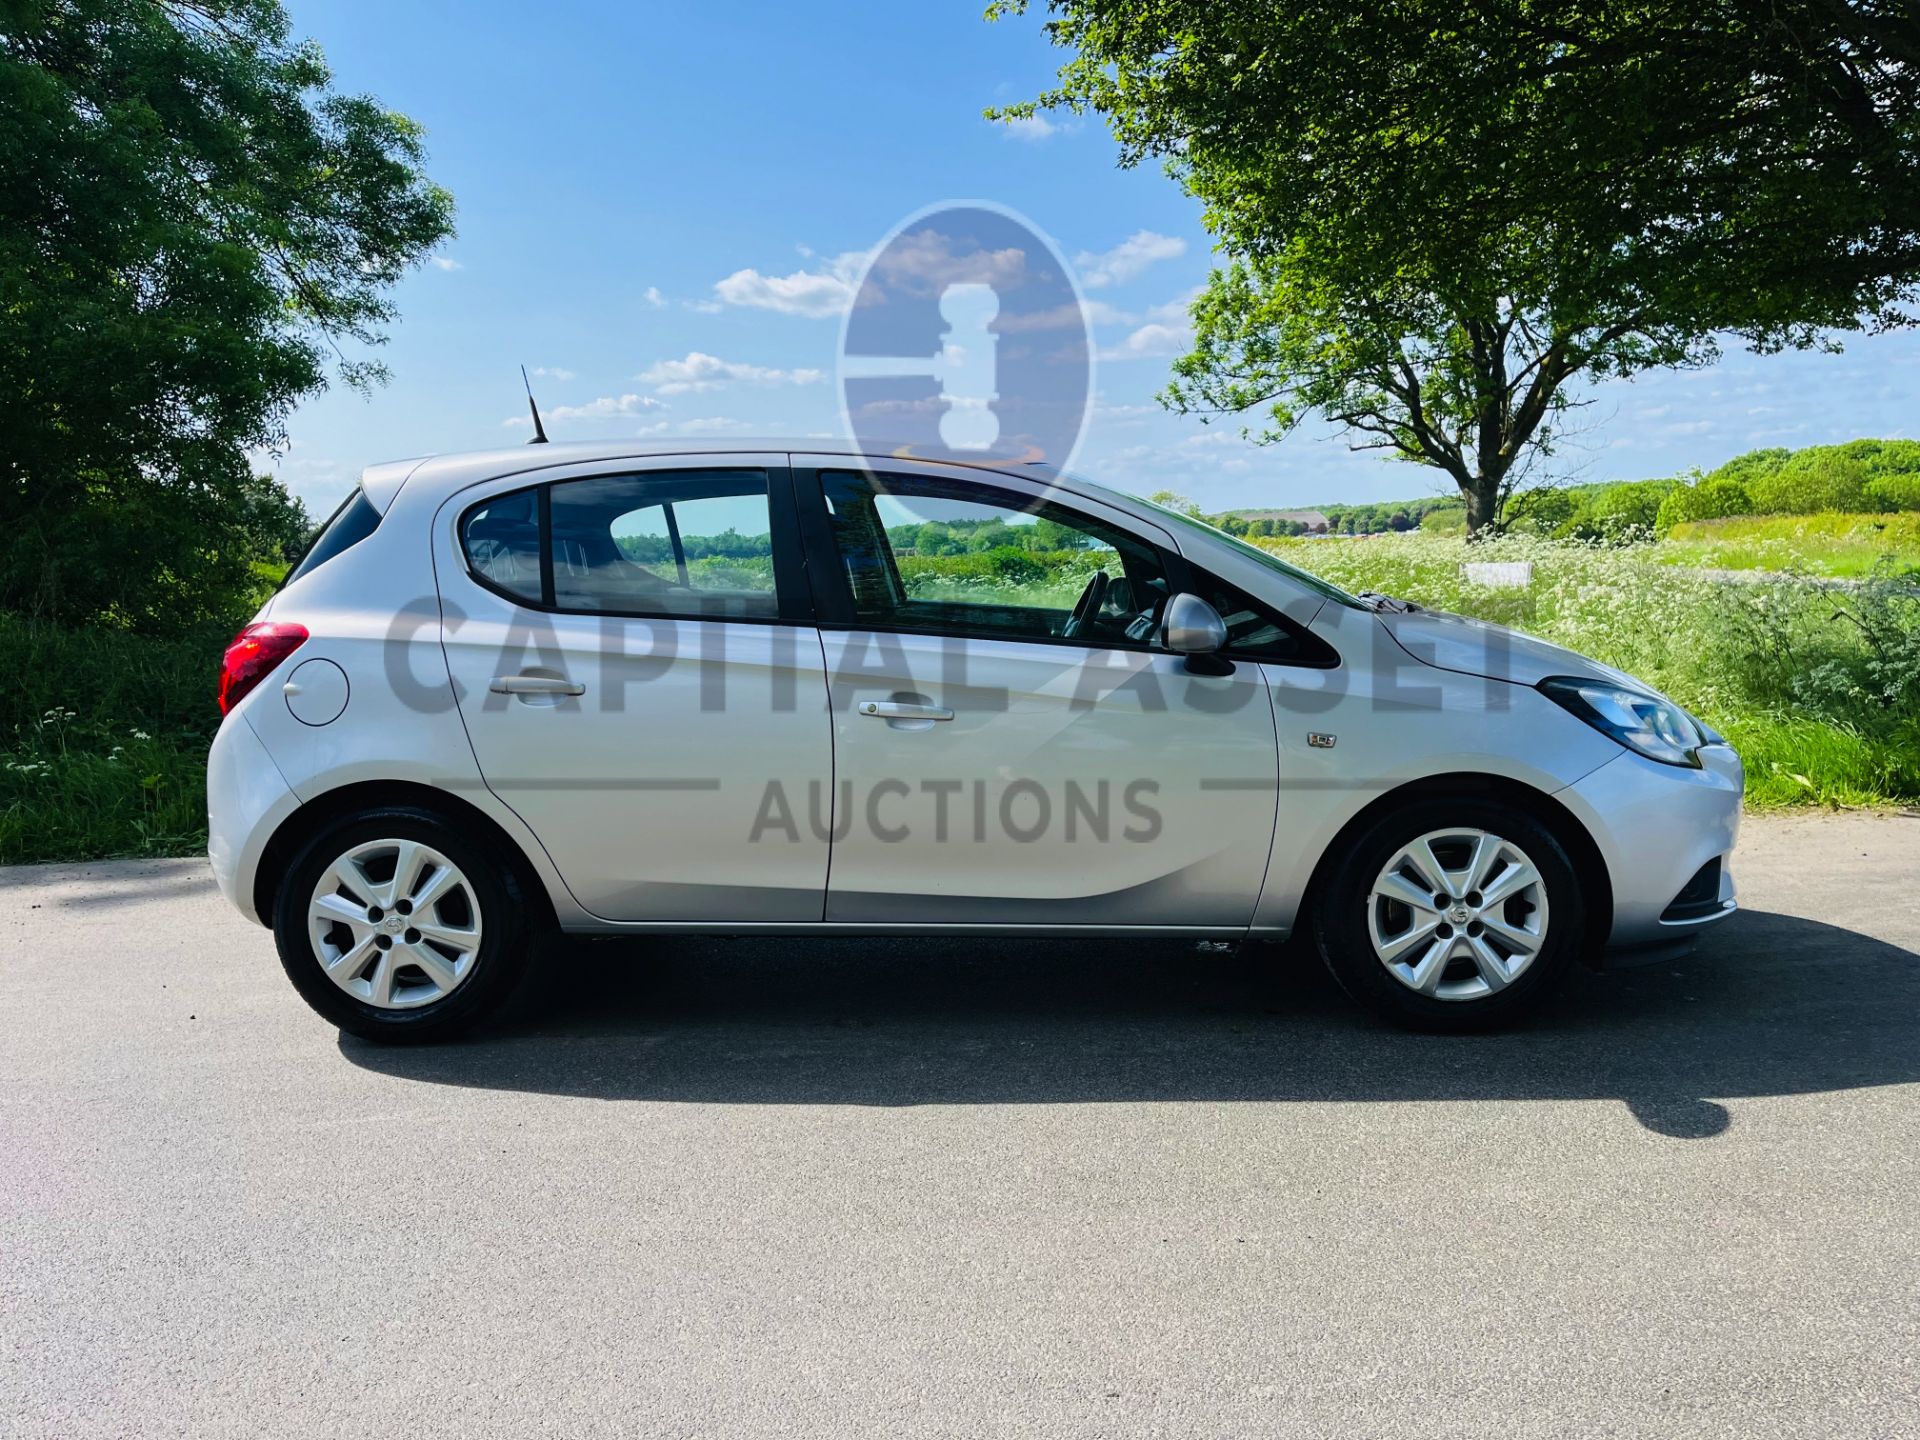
[458,470,783,618]
[285,489,381,586]
[549,470,776,619]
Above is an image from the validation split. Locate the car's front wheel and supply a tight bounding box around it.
[273,806,534,1042]
[1312,797,1585,1031]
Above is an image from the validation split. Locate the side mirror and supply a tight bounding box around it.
[1159,592,1228,655]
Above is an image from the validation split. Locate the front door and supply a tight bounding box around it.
[797,461,1279,928]
[438,456,830,922]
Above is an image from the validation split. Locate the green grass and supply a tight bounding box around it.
[1720,715,1920,808]
[1658,512,1920,578]
[0,618,222,863]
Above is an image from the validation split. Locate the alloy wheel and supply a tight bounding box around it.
[1365,827,1550,1001]
[307,838,484,1010]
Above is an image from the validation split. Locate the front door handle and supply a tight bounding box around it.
[859,700,953,721]
[490,674,586,696]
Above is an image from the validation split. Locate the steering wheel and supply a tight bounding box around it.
[1061,570,1111,640]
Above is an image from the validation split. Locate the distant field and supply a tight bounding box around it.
[1659,513,1920,578]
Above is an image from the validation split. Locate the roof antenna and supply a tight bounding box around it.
[520,365,550,445]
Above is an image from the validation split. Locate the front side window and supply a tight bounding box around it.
[819,470,1171,647]
[1132,493,1366,610]
[1188,572,1338,665]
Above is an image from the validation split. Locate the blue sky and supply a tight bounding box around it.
[268,0,1920,519]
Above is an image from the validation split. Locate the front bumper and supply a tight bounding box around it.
[1557,743,1742,959]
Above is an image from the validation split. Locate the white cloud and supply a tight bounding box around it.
[712,251,865,318]
[872,233,1025,293]
[1098,321,1192,362]
[1090,287,1201,360]
[1179,430,1247,452]
[530,365,575,381]
[626,416,759,438]
[710,229,1044,321]
[254,441,356,515]
[429,255,462,272]
[643,286,666,307]
[501,393,666,428]
[1082,299,1138,327]
[1087,429,1270,484]
[550,393,668,421]
[999,114,1059,143]
[638,351,825,395]
[1074,231,1186,290]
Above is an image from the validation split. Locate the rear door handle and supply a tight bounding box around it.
[859,700,953,721]
[490,674,586,696]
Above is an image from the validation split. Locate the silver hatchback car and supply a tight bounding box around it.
[209,441,1740,1040]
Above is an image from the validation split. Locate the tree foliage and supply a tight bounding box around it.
[1867,472,1920,511]
[993,0,1920,532]
[1655,477,1755,531]
[1749,450,1874,515]
[0,0,454,628]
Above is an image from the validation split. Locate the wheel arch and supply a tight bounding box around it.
[1297,772,1614,960]
[251,780,559,935]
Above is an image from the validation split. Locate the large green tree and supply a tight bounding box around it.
[0,0,453,628]
[993,1,1920,532]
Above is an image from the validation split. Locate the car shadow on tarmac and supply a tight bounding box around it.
[339,908,1920,1138]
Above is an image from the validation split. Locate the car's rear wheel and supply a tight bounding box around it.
[1311,797,1585,1031]
[273,806,534,1042]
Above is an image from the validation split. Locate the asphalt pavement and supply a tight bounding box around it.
[3,811,1917,1438]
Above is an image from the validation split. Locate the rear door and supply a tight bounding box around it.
[794,458,1280,928]
[436,454,831,922]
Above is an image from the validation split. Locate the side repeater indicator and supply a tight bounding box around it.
[1306,733,1338,749]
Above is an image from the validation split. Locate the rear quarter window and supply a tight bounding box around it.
[460,487,545,604]
[284,489,382,586]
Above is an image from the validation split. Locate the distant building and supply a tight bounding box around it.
[1230,508,1331,535]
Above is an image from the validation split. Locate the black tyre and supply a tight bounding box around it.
[1311,797,1585,1032]
[272,805,536,1043]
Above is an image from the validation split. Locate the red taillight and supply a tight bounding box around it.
[218,622,309,716]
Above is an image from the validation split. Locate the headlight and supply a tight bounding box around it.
[1538,677,1704,768]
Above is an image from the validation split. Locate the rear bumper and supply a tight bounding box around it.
[1558,743,1742,957]
[206,712,300,924]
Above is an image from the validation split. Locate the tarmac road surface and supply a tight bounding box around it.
[3,811,1917,1438]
